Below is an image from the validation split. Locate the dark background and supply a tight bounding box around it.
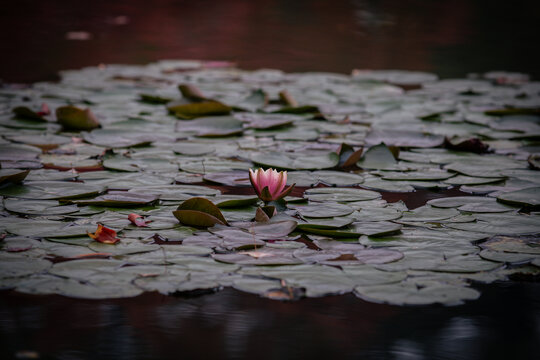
[1,0,539,83]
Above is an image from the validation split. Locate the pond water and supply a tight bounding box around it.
[1,1,540,359]
[1,282,540,360]
[1,0,540,83]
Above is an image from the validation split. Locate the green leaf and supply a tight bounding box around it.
[56,106,100,131]
[173,197,228,227]
[169,101,231,119]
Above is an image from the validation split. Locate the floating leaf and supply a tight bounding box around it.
[169,101,231,119]
[173,197,228,227]
[304,187,381,202]
[497,187,540,208]
[357,143,400,170]
[56,106,100,131]
[0,169,29,185]
[354,279,480,306]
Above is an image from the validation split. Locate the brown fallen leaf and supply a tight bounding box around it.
[87,224,120,244]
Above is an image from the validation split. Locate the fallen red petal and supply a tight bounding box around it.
[87,224,120,244]
[128,213,148,227]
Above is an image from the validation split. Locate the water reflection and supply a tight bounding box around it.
[1,282,539,359]
[1,0,539,83]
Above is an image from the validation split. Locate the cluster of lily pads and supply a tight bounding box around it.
[0,60,539,306]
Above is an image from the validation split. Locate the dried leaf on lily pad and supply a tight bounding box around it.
[173,197,229,227]
[87,224,121,244]
[56,106,100,131]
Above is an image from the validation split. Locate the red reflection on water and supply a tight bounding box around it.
[0,0,487,83]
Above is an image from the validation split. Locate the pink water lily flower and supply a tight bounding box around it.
[249,168,295,202]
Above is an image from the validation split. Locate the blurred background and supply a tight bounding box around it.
[1,0,539,83]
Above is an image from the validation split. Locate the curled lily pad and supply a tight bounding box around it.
[169,101,231,119]
[0,169,30,185]
[56,106,100,131]
[173,197,228,227]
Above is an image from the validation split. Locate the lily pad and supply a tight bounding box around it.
[304,187,381,202]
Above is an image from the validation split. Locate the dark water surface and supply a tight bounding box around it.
[1,282,540,360]
[1,0,540,83]
[1,1,540,359]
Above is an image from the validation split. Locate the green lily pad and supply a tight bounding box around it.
[300,221,401,237]
[354,279,480,306]
[3,198,79,215]
[56,106,100,131]
[176,116,244,137]
[497,187,540,208]
[289,202,353,218]
[304,187,381,202]
[0,255,52,278]
[481,235,540,254]
[68,192,158,207]
[251,151,339,170]
[0,181,104,200]
[213,249,302,265]
[169,101,231,119]
[0,169,30,185]
[173,197,228,227]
